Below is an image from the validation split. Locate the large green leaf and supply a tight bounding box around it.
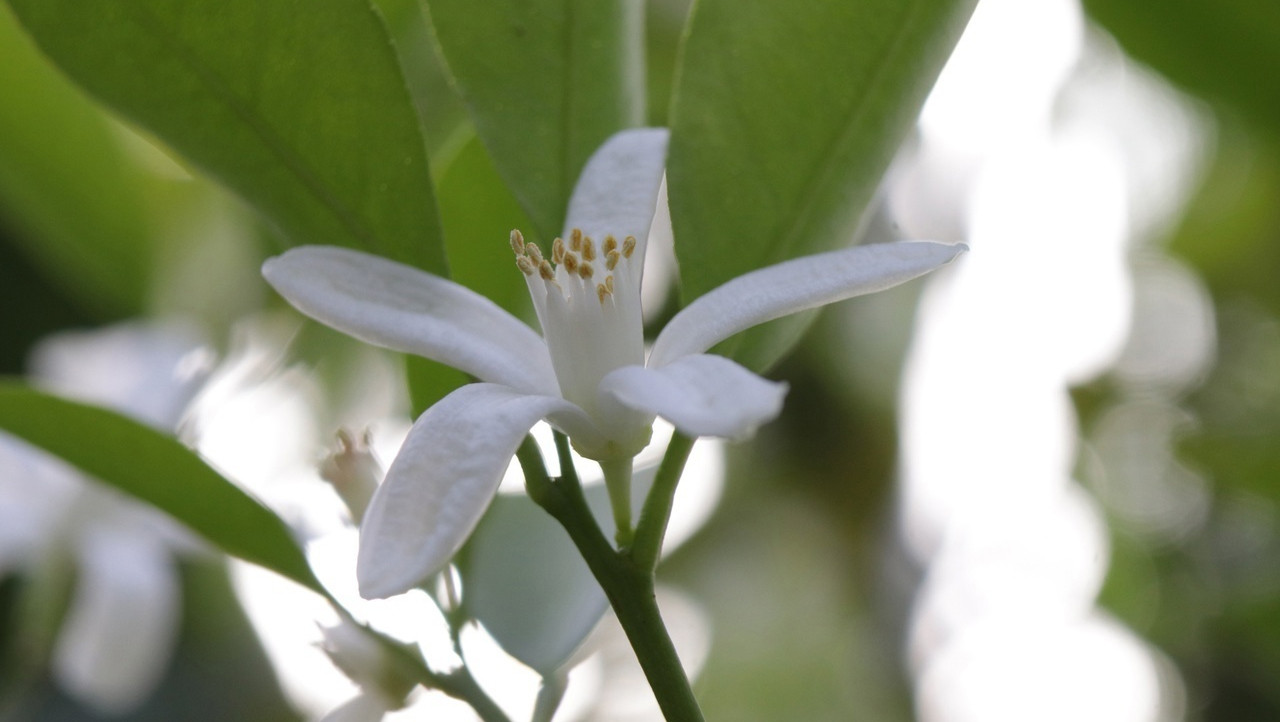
[5,0,446,273]
[1083,0,1280,133]
[0,382,323,594]
[424,0,646,243]
[0,6,154,318]
[668,0,976,369]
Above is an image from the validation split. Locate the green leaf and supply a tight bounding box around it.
[668,0,976,369]
[424,0,646,243]
[0,382,323,594]
[1083,0,1280,133]
[439,133,538,317]
[0,6,155,318]
[5,0,446,273]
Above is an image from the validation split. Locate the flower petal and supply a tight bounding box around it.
[318,693,392,722]
[264,246,558,395]
[563,128,669,258]
[649,241,966,367]
[600,355,788,440]
[357,384,599,599]
[53,528,179,715]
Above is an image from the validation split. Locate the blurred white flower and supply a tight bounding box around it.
[0,321,210,714]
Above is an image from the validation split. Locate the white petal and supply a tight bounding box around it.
[53,528,179,715]
[600,355,788,440]
[264,246,558,395]
[30,321,210,430]
[319,693,391,722]
[357,384,599,599]
[464,489,609,674]
[564,128,669,258]
[649,241,966,367]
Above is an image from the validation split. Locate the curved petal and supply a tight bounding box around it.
[650,241,966,367]
[357,384,599,599]
[600,355,788,440]
[53,528,179,715]
[319,693,392,722]
[264,246,558,395]
[563,128,669,262]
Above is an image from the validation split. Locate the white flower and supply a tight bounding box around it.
[0,321,209,714]
[263,128,964,599]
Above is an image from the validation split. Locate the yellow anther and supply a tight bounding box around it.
[515,256,536,276]
[563,253,579,274]
[552,238,566,264]
[578,262,594,279]
[570,228,583,252]
[622,235,637,258]
[509,229,525,255]
[603,235,618,254]
[539,260,556,281]
[596,283,610,303]
[582,237,596,261]
[605,275,614,294]
[606,250,620,270]
[526,243,544,264]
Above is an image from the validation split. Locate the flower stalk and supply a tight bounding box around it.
[519,433,705,721]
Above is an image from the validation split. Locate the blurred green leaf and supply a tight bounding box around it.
[424,0,646,243]
[668,0,975,369]
[1083,0,1280,132]
[0,382,323,595]
[438,133,537,317]
[0,6,155,318]
[4,0,446,273]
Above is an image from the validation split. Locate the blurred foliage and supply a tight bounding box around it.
[1083,0,1280,134]
[1079,1,1280,718]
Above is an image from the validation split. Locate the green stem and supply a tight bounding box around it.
[601,456,635,547]
[631,433,695,574]
[531,432,705,722]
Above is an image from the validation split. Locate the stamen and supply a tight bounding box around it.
[526,243,544,264]
[578,262,594,280]
[509,229,525,255]
[538,260,556,281]
[622,235,636,258]
[582,237,596,261]
[603,235,618,254]
[606,250,620,270]
[552,238,566,264]
[605,275,615,294]
[515,256,536,276]
[596,283,610,303]
[570,228,583,253]
[563,253,579,274]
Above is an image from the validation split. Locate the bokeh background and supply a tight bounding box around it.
[3,0,1279,720]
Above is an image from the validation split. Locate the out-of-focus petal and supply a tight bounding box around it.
[52,528,179,715]
[649,241,966,368]
[600,355,787,440]
[263,246,558,395]
[30,321,210,430]
[318,693,392,722]
[563,128,669,267]
[357,384,598,599]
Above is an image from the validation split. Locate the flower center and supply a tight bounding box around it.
[511,228,647,432]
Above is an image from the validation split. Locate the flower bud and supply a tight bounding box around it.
[320,429,382,524]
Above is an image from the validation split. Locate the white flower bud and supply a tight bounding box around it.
[320,429,382,524]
